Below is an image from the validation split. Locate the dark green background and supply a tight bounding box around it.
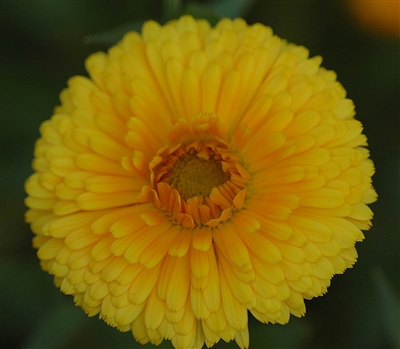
[1,1,399,348]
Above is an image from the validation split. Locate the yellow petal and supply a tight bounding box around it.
[220,267,248,331]
[166,254,191,312]
[145,289,165,330]
[128,264,161,305]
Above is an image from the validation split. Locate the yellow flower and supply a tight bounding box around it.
[25,15,377,349]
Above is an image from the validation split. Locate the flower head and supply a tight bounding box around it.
[25,15,377,349]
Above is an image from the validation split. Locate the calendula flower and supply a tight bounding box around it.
[25,15,377,349]
[348,0,400,38]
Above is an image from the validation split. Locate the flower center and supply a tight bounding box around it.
[137,115,250,228]
[167,151,229,200]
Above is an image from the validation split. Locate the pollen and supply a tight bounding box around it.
[169,151,229,199]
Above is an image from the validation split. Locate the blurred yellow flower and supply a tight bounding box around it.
[25,15,377,349]
[348,0,400,38]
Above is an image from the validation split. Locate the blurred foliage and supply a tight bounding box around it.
[371,268,400,347]
[1,1,399,348]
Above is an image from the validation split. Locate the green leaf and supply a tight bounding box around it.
[251,317,310,349]
[162,0,183,21]
[184,2,222,26]
[22,301,88,349]
[84,21,145,46]
[371,267,400,348]
[208,0,257,19]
